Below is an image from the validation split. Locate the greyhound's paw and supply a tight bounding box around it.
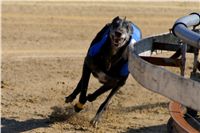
[65,95,75,103]
[90,117,100,128]
[74,102,84,112]
[87,94,96,102]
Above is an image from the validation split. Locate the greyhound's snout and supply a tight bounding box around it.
[115,31,122,37]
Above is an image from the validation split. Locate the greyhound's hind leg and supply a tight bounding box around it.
[90,86,120,127]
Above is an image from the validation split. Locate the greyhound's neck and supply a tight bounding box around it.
[109,44,119,56]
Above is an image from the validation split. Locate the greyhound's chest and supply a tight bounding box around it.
[96,53,126,76]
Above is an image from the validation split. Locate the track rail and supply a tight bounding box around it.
[128,13,200,132]
[128,33,200,112]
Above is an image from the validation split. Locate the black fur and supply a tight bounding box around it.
[65,16,137,126]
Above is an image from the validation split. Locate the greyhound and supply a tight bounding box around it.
[65,16,142,127]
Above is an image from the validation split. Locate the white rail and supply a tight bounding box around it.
[128,33,200,111]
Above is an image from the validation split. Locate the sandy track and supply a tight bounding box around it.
[1,1,199,133]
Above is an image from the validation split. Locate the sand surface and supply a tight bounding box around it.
[2,1,199,133]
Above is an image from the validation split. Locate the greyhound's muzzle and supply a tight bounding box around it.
[111,31,127,47]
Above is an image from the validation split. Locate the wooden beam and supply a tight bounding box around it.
[152,42,195,53]
[140,56,181,67]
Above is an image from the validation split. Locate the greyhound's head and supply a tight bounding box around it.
[109,16,133,49]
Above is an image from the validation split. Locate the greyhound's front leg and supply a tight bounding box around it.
[65,64,91,109]
[90,86,120,127]
[74,64,91,112]
[65,78,83,103]
[87,84,113,102]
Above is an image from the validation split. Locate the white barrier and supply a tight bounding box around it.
[128,32,200,111]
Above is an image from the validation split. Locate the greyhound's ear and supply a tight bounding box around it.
[112,16,120,23]
[128,22,134,35]
[123,16,126,21]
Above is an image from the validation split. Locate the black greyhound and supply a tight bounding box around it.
[65,16,142,127]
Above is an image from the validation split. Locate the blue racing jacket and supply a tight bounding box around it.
[88,23,142,77]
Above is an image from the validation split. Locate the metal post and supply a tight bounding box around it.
[181,42,187,76]
[193,48,199,73]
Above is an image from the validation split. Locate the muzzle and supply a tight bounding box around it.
[110,30,129,47]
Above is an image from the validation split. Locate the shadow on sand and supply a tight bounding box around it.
[118,102,168,133]
[1,117,50,133]
[123,124,167,133]
[1,105,75,133]
[2,104,169,133]
[119,102,168,113]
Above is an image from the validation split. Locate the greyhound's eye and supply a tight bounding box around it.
[112,20,121,27]
[113,23,119,28]
[111,24,118,30]
[123,23,129,29]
